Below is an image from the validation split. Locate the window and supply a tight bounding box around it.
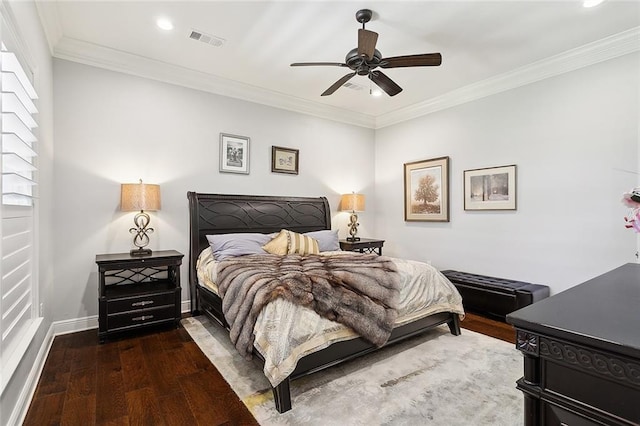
[0,15,40,392]
[2,42,37,205]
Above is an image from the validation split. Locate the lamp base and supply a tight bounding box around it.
[130,248,152,257]
[347,212,360,243]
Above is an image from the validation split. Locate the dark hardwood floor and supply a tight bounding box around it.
[23,313,513,425]
[23,325,258,426]
[460,312,516,344]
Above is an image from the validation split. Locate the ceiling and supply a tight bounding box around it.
[35,1,640,128]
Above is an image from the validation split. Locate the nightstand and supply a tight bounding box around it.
[96,250,184,343]
[339,238,385,255]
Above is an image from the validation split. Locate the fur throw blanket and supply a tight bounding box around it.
[217,253,401,359]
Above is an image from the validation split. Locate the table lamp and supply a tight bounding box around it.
[340,193,365,242]
[121,180,161,256]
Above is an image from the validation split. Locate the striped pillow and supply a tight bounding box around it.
[287,230,320,255]
[262,229,320,256]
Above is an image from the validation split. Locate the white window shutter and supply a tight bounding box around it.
[0,29,40,392]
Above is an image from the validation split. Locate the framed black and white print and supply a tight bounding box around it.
[464,164,517,210]
[219,133,250,174]
[271,146,299,175]
[404,156,450,222]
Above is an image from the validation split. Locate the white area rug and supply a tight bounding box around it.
[181,316,523,425]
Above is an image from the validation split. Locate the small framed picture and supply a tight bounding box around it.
[404,156,450,222]
[271,146,299,175]
[464,164,517,210]
[220,133,250,174]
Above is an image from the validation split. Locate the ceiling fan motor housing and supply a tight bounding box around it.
[346,48,382,75]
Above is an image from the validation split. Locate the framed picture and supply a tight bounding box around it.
[219,133,250,174]
[271,146,299,175]
[404,156,449,222]
[464,164,517,210]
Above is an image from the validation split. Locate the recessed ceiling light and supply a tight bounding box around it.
[370,88,382,97]
[156,18,174,31]
[583,0,605,8]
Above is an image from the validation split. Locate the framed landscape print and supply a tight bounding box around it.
[464,164,517,210]
[220,133,250,174]
[271,146,299,175]
[404,156,450,222]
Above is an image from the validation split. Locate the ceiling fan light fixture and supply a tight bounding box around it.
[156,18,174,31]
[370,87,382,97]
[583,0,605,8]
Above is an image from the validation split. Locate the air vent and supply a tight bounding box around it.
[189,29,226,47]
[343,82,365,91]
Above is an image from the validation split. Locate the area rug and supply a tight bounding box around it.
[181,316,523,425]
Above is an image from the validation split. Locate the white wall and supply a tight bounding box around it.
[52,59,375,322]
[0,1,54,425]
[375,53,640,295]
[5,8,636,421]
[52,52,640,316]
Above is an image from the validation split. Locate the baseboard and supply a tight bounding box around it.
[10,300,194,425]
[51,315,99,336]
[8,322,55,426]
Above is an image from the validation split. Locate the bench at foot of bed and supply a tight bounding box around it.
[442,270,549,322]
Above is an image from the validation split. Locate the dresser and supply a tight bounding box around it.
[506,263,640,425]
[96,250,183,342]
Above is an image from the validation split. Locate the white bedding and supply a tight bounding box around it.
[196,247,464,386]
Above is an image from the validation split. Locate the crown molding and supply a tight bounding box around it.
[37,2,638,131]
[34,1,63,56]
[52,37,376,129]
[375,26,640,129]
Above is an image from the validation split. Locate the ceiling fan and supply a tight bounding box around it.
[290,9,442,97]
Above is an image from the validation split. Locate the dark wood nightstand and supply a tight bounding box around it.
[96,250,184,342]
[339,238,385,255]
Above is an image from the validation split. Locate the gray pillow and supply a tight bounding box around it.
[206,233,271,261]
[304,229,340,252]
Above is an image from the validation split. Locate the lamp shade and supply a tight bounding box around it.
[121,182,161,212]
[339,193,365,212]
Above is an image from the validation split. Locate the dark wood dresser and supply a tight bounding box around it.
[507,263,640,425]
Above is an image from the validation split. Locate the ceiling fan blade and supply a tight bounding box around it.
[321,72,357,96]
[380,53,442,68]
[291,62,348,67]
[369,71,403,97]
[358,29,378,60]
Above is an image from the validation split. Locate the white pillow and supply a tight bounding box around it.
[304,229,340,252]
[206,233,271,261]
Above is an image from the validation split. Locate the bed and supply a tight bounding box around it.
[187,192,463,413]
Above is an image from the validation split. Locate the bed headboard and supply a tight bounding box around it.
[186,192,331,310]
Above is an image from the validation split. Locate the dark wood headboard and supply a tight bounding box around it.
[186,192,331,309]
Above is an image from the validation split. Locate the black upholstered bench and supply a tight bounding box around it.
[441,270,550,322]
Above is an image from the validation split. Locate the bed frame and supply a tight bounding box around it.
[187,192,461,413]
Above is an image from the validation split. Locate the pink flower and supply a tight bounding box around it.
[622,189,640,208]
[623,188,640,233]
